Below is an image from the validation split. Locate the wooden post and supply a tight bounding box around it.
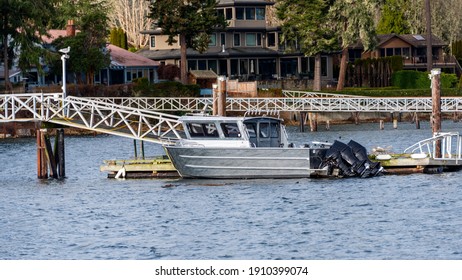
[431,68,442,158]
[212,87,218,116]
[326,120,330,131]
[57,128,65,178]
[299,112,305,132]
[140,140,145,160]
[309,112,318,132]
[415,113,420,129]
[393,119,398,129]
[217,76,226,116]
[379,120,384,130]
[354,112,360,125]
[37,129,48,179]
[133,139,138,158]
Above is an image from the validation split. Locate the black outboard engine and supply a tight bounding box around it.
[322,140,383,178]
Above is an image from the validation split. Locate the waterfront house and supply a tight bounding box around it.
[137,0,334,83]
[348,34,460,74]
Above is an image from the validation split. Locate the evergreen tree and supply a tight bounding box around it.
[329,0,379,91]
[148,0,227,84]
[0,0,57,92]
[53,0,111,85]
[377,0,410,34]
[276,0,337,91]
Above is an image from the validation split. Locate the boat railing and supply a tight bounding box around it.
[403,132,462,161]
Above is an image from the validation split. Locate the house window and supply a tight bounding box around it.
[226,8,233,20]
[236,7,244,20]
[209,33,217,46]
[245,8,255,20]
[198,60,207,70]
[188,60,197,70]
[386,48,393,56]
[208,60,218,73]
[220,33,226,46]
[246,33,256,46]
[246,33,262,46]
[403,47,410,58]
[234,33,241,46]
[256,8,265,20]
[394,48,401,56]
[150,36,156,48]
[240,59,249,75]
[267,33,276,47]
[217,9,225,19]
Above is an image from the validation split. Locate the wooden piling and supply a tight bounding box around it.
[326,120,330,131]
[393,119,398,129]
[309,113,318,132]
[354,112,360,125]
[379,120,384,130]
[217,76,226,116]
[299,112,305,132]
[57,128,65,178]
[431,68,442,158]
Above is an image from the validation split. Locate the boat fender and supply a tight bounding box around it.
[115,166,126,179]
[423,166,443,174]
[376,154,392,160]
[411,153,427,159]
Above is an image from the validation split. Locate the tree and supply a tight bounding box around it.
[0,0,56,92]
[108,0,153,49]
[377,0,410,34]
[53,0,111,85]
[276,0,337,91]
[329,0,379,91]
[110,27,128,49]
[148,0,227,84]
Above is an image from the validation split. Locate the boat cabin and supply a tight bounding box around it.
[178,116,289,148]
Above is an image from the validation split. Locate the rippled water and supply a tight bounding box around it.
[1,121,462,260]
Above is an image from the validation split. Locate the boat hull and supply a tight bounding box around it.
[164,146,328,179]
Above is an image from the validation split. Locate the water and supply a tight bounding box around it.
[1,121,462,260]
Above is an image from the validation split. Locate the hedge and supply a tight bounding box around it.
[391,70,458,89]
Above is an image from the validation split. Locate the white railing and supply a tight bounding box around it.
[87,96,462,113]
[282,90,363,98]
[1,93,184,144]
[404,132,462,161]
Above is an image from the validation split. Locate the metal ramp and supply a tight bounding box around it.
[0,93,184,144]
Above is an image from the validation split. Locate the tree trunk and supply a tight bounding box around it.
[336,47,348,91]
[313,53,321,91]
[180,33,188,84]
[3,34,12,93]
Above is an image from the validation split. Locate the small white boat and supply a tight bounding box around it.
[163,115,382,179]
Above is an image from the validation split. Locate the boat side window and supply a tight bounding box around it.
[187,122,219,138]
[220,123,241,138]
[245,123,256,138]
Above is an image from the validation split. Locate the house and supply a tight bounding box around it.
[34,20,159,86]
[137,0,334,82]
[349,34,460,73]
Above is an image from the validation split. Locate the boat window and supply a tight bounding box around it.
[245,123,256,138]
[220,123,241,138]
[259,123,269,138]
[187,123,219,138]
[271,123,279,138]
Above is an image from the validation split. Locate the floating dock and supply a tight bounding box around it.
[100,156,179,179]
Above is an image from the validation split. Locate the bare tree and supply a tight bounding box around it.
[108,0,152,49]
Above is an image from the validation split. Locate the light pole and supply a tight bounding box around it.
[59,46,70,99]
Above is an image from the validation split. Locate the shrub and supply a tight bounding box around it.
[392,70,458,89]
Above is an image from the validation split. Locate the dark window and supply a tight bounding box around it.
[221,123,241,138]
[220,33,226,46]
[386,48,393,56]
[256,33,262,46]
[236,7,244,20]
[150,36,155,48]
[259,123,269,138]
[187,123,219,138]
[234,33,241,46]
[267,33,276,47]
[256,8,265,20]
[226,8,233,20]
[217,9,224,19]
[188,60,197,71]
[245,8,255,20]
[394,48,401,56]
[198,60,207,70]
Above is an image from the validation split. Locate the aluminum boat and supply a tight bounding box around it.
[163,115,382,179]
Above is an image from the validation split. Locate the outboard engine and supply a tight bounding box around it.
[322,140,383,178]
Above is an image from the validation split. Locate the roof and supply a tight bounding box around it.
[0,68,21,79]
[42,30,80,44]
[189,70,218,79]
[108,44,159,68]
[137,46,280,60]
[217,0,275,7]
[350,34,447,49]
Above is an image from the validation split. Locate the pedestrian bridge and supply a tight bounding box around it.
[1,91,461,143]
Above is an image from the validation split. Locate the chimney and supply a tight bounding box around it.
[66,20,76,37]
